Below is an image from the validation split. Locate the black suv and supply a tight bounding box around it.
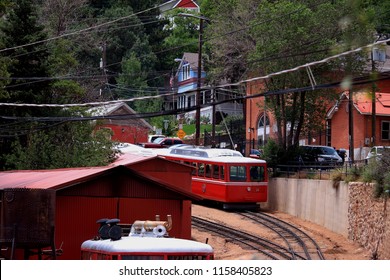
[298,145,343,167]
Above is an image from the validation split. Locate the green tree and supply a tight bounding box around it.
[161,9,200,71]
[5,119,118,170]
[1,0,51,104]
[204,0,376,159]
[0,0,118,170]
[201,0,257,83]
[371,0,390,36]
[251,0,374,151]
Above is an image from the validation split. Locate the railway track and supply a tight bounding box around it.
[240,211,325,260]
[192,212,325,260]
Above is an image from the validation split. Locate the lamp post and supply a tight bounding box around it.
[178,13,209,146]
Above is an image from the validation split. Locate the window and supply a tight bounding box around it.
[121,255,164,260]
[250,166,265,182]
[205,164,212,178]
[212,165,220,179]
[229,166,247,181]
[326,120,332,146]
[168,255,210,260]
[382,121,390,140]
[191,162,197,175]
[182,64,190,80]
[198,163,205,177]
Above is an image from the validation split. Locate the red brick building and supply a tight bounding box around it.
[245,74,390,160]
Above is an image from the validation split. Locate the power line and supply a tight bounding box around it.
[1,38,389,108]
[1,72,389,125]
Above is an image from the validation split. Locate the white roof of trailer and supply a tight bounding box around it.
[156,147,266,164]
[81,236,213,254]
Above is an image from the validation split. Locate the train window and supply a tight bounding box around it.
[212,165,220,179]
[168,255,209,260]
[250,166,265,182]
[192,162,197,175]
[220,166,225,179]
[121,255,164,260]
[81,251,94,260]
[205,164,212,178]
[198,163,205,177]
[229,165,247,181]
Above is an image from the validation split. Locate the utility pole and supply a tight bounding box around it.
[195,17,204,146]
[371,49,377,146]
[178,13,210,146]
[348,87,354,163]
[211,89,216,147]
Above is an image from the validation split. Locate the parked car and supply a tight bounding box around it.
[365,146,389,162]
[249,149,263,159]
[298,145,343,167]
[138,137,184,148]
[148,134,166,143]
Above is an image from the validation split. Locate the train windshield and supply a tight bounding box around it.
[229,165,265,182]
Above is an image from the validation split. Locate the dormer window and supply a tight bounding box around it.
[182,63,190,80]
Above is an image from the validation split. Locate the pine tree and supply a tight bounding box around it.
[1,0,51,104]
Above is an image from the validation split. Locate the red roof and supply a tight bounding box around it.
[354,92,390,116]
[0,153,155,190]
[176,0,198,9]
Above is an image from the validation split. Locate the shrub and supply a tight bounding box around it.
[362,149,390,198]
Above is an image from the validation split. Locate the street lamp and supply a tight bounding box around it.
[178,13,209,146]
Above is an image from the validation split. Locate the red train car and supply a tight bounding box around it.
[156,146,268,210]
[81,215,214,260]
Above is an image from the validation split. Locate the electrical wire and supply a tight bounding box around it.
[1,38,389,108]
[1,72,389,125]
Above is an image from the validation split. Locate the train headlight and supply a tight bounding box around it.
[247,187,251,192]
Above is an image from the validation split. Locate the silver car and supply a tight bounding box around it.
[365,146,389,161]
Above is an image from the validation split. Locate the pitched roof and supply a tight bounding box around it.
[0,152,200,200]
[160,0,200,13]
[177,52,199,71]
[89,102,153,129]
[0,153,153,191]
[353,91,390,116]
[327,91,390,118]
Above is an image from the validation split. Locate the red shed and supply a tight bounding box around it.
[89,102,153,144]
[0,152,200,260]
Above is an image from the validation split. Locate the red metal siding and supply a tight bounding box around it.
[117,173,187,200]
[131,158,193,193]
[55,196,193,259]
[100,124,149,144]
[118,198,191,239]
[55,196,118,260]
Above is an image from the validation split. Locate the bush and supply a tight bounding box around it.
[362,149,390,198]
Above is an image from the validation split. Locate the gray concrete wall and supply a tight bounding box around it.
[260,178,350,237]
[261,178,390,259]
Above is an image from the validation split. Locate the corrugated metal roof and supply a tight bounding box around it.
[0,153,155,191]
[0,147,202,200]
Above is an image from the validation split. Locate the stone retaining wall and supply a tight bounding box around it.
[263,178,390,259]
[348,182,389,260]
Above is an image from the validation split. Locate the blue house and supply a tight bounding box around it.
[173,52,243,125]
[175,52,206,118]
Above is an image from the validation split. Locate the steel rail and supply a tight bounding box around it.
[192,216,297,260]
[241,211,325,260]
